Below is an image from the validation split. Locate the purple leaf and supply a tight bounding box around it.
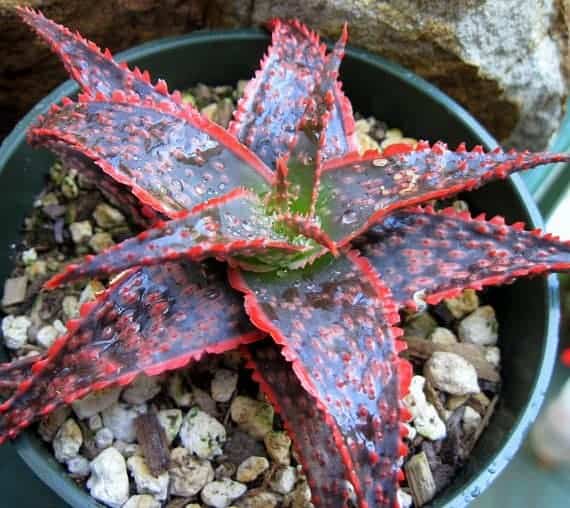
[17,6,185,106]
[243,341,352,506]
[229,19,356,168]
[0,262,262,443]
[45,189,303,288]
[230,252,411,507]
[318,143,570,245]
[274,24,349,216]
[29,94,274,217]
[357,205,570,309]
[0,354,41,391]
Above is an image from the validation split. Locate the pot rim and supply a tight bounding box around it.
[0,27,560,508]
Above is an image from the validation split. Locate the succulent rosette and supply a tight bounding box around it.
[1,8,569,507]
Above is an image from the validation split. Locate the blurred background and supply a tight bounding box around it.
[1,1,569,506]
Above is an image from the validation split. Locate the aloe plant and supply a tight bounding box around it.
[1,8,570,507]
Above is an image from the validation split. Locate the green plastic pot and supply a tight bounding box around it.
[0,28,560,507]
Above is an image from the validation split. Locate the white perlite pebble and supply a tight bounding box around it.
[89,232,115,253]
[122,374,162,404]
[93,203,126,229]
[429,327,458,345]
[237,491,280,508]
[79,280,105,304]
[24,259,47,280]
[485,346,501,368]
[114,440,142,459]
[397,489,413,508]
[236,456,270,483]
[444,289,479,319]
[53,418,83,462]
[230,396,274,440]
[264,431,291,465]
[402,376,447,441]
[88,414,103,431]
[287,481,311,508]
[458,306,498,346]
[403,311,437,339]
[201,479,247,508]
[62,295,80,319]
[2,315,31,349]
[26,260,47,279]
[180,407,226,459]
[269,466,297,494]
[157,409,183,445]
[53,319,67,335]
[211,368,239,402]
[36,324,59,349]
[72,386,122,419]
[102,403,147,443]
[69,220,93,244]
[425,352,481,396]
[95,427,114,449]
[169,447,214,497]
[87,448,129,508]
[462,406,482,435]
[22,248,38,265]
[123,495,161,508]
[67,456,90,477]
[414,400,447,441]
[127,456,169,501]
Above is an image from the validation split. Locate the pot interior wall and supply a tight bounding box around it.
[0,30,556,508]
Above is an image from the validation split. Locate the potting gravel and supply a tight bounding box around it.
[0,82,502,508]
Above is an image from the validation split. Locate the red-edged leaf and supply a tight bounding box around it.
[243,341,352,506]
[0,262,262,443]
[285,26,347,216]
[320,23,356,160]
[229,19,356,168]
[0,354,42,391]
[17,7,184,107]
[29,94,274,217]
[318,143,570,245]
[229,252,412,508]
[268,25,348,218]
[45,189,302,288]
[357,206,570,309]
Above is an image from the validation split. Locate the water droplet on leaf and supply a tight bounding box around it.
[172,179,184,192]
[204,288,219,300]
[341,210,357,225]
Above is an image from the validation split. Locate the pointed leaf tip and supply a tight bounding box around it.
[231,253,408,507]
[360,206,570,309]
[17,7,194,113]
[320,145,570,245]
[46,191,301,287]
[29,95,273,218]
[230,18,357,168]
[0,263,262,442]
